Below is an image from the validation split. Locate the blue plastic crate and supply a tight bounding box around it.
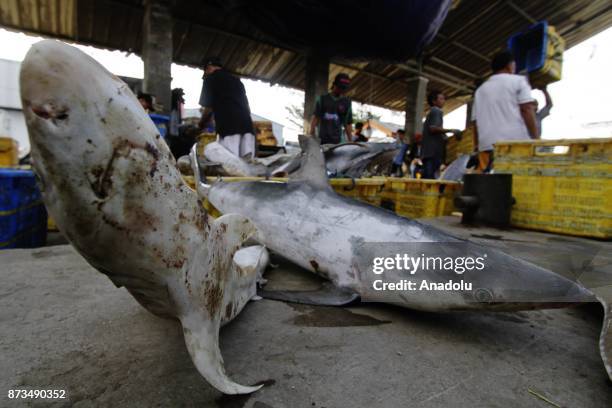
[0,169,47,249]
[149,113,170,138]
[508,21,548,74]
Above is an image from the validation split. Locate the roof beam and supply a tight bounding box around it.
[428,56,478,79]
[434,33,490,62]
[395,63,473,93]
[559,3,612,36]
[505,1,537,24]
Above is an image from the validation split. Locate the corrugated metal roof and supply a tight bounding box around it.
[1,0,611,113]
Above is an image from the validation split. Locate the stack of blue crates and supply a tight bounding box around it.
[0,169,47,249]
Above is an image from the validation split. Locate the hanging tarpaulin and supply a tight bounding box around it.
[221,0,452,61]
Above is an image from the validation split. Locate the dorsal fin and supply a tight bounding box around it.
[288,135,331,190]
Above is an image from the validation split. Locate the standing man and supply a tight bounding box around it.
[310,73,353,144]
[421,90,457,179]
[198,57,256,159]
[471,50,538,172]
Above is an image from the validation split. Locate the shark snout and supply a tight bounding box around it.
[468,250,596,305]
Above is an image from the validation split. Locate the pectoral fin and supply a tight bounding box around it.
[259,282,359,306]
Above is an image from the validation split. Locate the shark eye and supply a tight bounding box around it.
[474,288,493,303]
[56,112,69,120]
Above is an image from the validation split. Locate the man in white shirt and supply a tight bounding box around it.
[471,50,538,172]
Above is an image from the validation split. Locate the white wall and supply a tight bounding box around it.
[0,59,21,109]
[0,58,29,156]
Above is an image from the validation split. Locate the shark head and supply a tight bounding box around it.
[461,246,595,309]
[20,40,177,243]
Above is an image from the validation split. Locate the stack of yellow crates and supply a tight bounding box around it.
[495,138,611,238]
[380,178,461,219]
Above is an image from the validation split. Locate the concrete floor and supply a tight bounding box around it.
[1,243,611,408]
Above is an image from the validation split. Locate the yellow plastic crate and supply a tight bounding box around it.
[0,137,19,167]
[381,178,461,219]
[445,126,475,164]
[456,126,475,155]
[196,132,217,156]
[330,178,385,206]
[495,138,611,238]
[530,26,565,89]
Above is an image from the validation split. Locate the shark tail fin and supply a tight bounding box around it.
[288,135,331,190]
[180,213,262,394]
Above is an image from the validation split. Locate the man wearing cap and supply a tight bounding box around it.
[309,73,353,144]
[198,57,256,159]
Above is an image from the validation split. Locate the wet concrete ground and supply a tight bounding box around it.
[1,243,611,407]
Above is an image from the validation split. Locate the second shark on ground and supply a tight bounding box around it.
[191,135,611,382]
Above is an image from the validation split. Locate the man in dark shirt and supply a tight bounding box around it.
[309,73,353,144]
[198,57,255,159]
[421,90,456,179]
[353,122,368,142]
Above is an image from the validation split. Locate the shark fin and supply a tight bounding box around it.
[180,213,262,394]
[220,245,270,324]
[259,282,359,306]
[288,135,331,190]
[181,313,262,394]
